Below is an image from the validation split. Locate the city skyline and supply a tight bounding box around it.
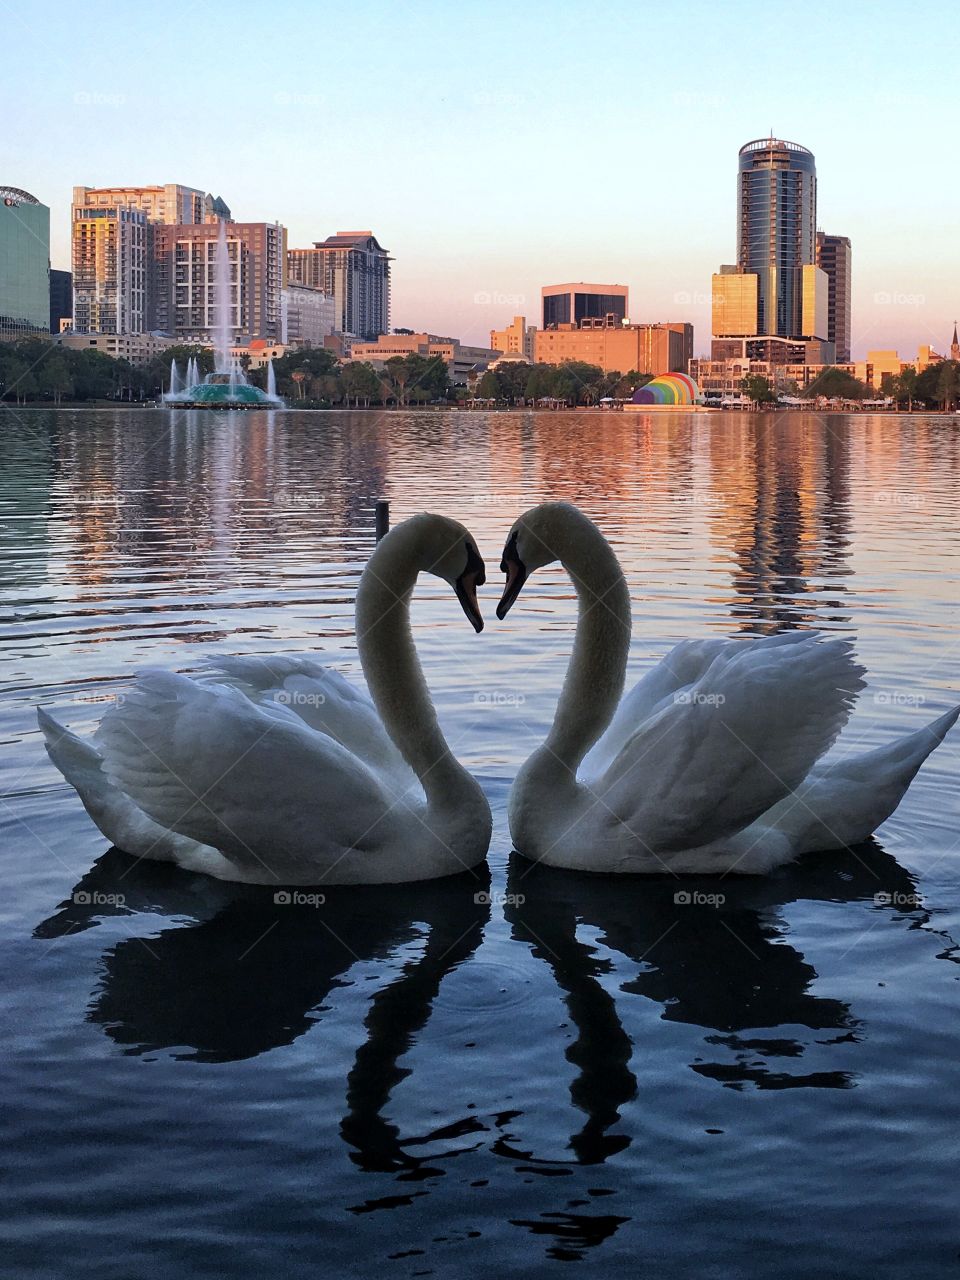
[4,0,959,357]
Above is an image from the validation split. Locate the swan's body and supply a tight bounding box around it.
[498,502,958,874]
[39,514,492,884]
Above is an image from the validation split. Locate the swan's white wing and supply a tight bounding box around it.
[747,703,960,856]
[199,654,417,791]
[95,669,405,882]
[593,636,866,853]
[583,633,817,778]
[38,708,234,876]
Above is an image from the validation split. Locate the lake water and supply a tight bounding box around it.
[2,407,959,1278]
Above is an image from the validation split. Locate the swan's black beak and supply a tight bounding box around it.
[455,541,486,633]
[497,532,527,620]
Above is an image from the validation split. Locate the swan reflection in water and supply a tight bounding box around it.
[34,840,944,1257]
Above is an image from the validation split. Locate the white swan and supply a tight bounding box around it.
[496,502,959,874]
[38,513,492,884]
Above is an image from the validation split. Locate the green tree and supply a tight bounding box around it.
[803,366,869,401]
[476,370,500,399]
[340,361,380,406]
[741,373,777,404]
[897,365,918,411]
[39,355,74,405]
[935,361,959,410]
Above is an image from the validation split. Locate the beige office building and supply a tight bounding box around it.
[490,315,536,360]
[533,322,688,376]
[349,332,498,383]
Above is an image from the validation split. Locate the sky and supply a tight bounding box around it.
[6,0,958,359]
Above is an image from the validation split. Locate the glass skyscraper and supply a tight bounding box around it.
[736,138,817,339]
[0,186,50,340]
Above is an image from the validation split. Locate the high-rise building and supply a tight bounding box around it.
[287,231,390,339]
[49,268,72,333]
[542,283,628,329]
[71,184,234,335]
[737,137,817,338]
[72,183,215,227]
[153,221,286,345]
[709,137,831,361]
[815,233,852,363]
[0,186,50,340]
[71,204,146,334]
[281,284,335,346]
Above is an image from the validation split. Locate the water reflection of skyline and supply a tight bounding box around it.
[2,411,956,641]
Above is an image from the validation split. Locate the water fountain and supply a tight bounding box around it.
[163,219,284,409]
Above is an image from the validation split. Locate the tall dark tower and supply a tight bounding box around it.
[737,137,817,338]
[951,322,959,362]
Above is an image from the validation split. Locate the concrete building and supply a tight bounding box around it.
[230,338,286,369]
[49,268,71,333]
[691,343,941,398]
[153,221,286,345]
[490,314,536,360]
[72,184,234,334]
[0,186,50,340]
[349,332,498,383]
[533,321,689,376]
[542,283,627,329]
[287,231,390,339]
[71,204,146,334]
[71,183,219,227]
[816,233,852,363]
[281,284,335,346]
[55,330,174,366]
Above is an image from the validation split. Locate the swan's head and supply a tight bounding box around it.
[407,513,487,633]
[497,502,585,619]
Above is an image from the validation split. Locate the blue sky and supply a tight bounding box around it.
[7,0,958,358]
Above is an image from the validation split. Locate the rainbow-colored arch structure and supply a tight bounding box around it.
[631,374,701,405]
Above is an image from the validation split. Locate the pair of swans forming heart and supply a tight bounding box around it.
[39,503,958,883]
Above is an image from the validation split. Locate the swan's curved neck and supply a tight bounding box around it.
[543,518,631,772]
[355,526,466,801]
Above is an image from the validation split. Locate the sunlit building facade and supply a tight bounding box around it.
[534,321,688,376]
[712,268,758,337]
[0,186,49,340]
[71,205,146,334]
[490,315,536,360]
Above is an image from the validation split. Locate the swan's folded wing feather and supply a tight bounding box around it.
[96,669,399,878]
[200,654,416,790]
[594,637,865,851]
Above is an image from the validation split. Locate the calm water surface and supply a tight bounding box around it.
[1,408,959,1278]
